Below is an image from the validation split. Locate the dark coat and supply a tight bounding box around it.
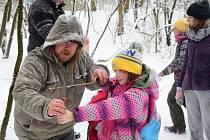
[27,0,64,52]
[178,35,210,90]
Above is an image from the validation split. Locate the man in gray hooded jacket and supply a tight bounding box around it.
[13,14,109,140]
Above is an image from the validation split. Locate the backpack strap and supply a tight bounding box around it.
[130,118,138,140]
[130,93,156,138]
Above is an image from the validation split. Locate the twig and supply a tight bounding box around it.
[48,82,96,90]
[90,0,122,57]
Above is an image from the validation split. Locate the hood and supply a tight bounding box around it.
[132,64,159,100]
[42,14,84,52]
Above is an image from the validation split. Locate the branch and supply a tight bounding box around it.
[85,0,90,36]
[90,0,122,57]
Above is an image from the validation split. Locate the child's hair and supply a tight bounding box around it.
[127,72,139,82]
[174,18,188,32]
[112,49,143,75]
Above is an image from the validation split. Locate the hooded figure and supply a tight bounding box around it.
[13,14,109,140]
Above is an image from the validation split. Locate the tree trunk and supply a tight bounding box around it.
[6,0,12,22]
[153,1,160,53]
[91,0,96,11]
[72,0,75,15]
[134,0,138,29]
[163,0,177,46]
[117,0,124,35]
[0,0,23,139]
[124,0,130,13]
[0,0,11,54]
[3,7,18,58]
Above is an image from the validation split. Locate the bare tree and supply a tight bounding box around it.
[91,0,96,11]
[0,0,12,54]
[91,1,122,57]
[153,0,161,53]
[72,0,76,14]
[3,7,18,58]
[133,0,146,29]
[117,0,124,35]
[162,0,177,46]
[0,0,23,138]
[124,0,130,13]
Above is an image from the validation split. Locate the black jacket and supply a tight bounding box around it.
[27,0,64,52]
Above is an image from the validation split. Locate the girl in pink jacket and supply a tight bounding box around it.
[57,49,159,140]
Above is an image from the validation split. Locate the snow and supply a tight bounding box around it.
[0,9,189,140]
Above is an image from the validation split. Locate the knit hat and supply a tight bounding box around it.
[174,18,188,33]
[112,49,143,75]
[186,0,210,20]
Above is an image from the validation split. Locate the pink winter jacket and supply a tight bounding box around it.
[73,67,159,140]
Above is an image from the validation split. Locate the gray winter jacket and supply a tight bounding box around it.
[13,15,107,140]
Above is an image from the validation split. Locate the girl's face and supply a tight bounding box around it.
[173,27,183,37]
[115,70,129,85]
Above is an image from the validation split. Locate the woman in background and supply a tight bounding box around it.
[176,0,210,140]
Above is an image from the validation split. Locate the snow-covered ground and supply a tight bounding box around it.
[0,9,189,140]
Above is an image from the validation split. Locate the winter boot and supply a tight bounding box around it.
[164,126,186,134]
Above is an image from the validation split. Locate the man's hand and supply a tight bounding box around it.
[48,99,66,117]
[91,68,109,85]
[56,110,74,124]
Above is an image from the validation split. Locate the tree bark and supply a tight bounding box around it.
[3,7,18,58]
[91,0,96,11]
[117,0,124,35]
[0,0,23,138]
[0,0,11,54]
[6,0,12,22]
[124,0,130,13]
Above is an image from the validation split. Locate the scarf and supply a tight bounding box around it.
[175,33,188,43]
